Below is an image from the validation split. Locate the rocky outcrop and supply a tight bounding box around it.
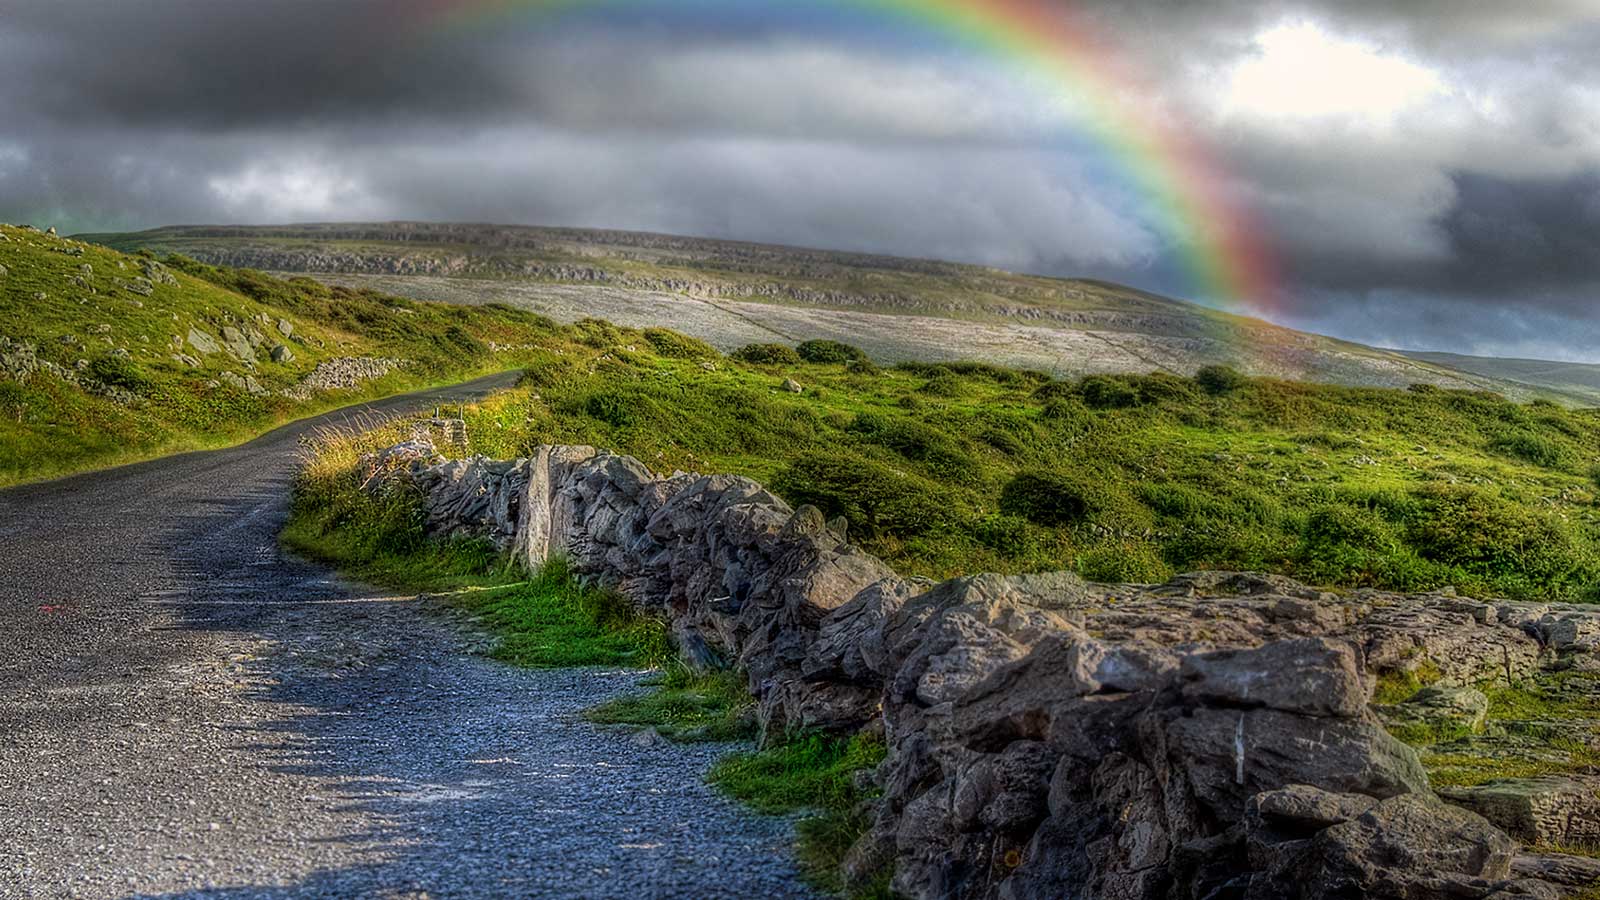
[361,439,1600,899]
[1441,777,1600,847]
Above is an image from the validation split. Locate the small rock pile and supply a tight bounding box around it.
[283,357,401,399]
[364,440,1600,899]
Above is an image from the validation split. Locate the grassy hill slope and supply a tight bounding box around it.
[0,224,563,485]
[369,329,1600,603]
[85,222,1561,401]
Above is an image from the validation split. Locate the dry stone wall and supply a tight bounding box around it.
[365,439,1600,899]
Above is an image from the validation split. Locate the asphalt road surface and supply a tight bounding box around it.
[0,373,812,899]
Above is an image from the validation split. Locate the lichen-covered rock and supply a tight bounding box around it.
[1441,776,1600,847]
[1377,684,1491,734]
[187,327,220,356]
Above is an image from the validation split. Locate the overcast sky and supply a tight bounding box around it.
[3,1,1599,359]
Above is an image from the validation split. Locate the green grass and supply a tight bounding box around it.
[0,226,562,485]
[1372,660,1446,705]
[462,561,672,668]
[709,733,891,896]
[585,668,755,741]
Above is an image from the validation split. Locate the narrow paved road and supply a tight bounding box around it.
[0,374,811,899]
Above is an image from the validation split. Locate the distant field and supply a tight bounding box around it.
[88,222,1597,403]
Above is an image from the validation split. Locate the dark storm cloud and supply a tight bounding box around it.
[2,0,1599,357]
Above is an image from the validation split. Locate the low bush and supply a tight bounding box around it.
[1079,375,1140,409]
[644,328,719,360]
[1491,431,1567,469]
[1195,364,1248,395]
[771,451,953,538]
[87,354,152,393]
[796,339,868,364]
[999,471,1093,527]
[732,343,803,366]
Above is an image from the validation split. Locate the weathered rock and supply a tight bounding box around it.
[276,318,294,337]
[1377,685,1490,735]
[269,344,294,364]
[220,326,255,364]
[139,258,178,286]
[187,327,220,356]
[1543,613,1600,653]
[1440,776,1600,846]
[781,378,803,393]
[1180,637,1367,717]
[1247,793,1520,899]
[218,371,266,395]
[1510,852,1600,888]
[122,277,155,297]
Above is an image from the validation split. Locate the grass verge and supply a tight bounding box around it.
[585,667,755,741]
[709,733,892,897]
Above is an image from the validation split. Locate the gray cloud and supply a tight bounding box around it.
[2,0,1599,358]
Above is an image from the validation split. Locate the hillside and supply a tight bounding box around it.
[381,329,1600,604]
[85,222,1582,402]
[0,224,561,485]
[1401,350,1600,406]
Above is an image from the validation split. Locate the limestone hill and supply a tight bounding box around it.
[84,222,1598,405]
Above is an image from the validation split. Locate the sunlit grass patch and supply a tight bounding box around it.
[585,667,755,741]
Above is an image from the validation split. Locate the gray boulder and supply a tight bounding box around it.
[220,326,255,364]
[1377,684,1490,736]
[187,327,220,356]
[269,344,295,364]
[1440,776,1600,846]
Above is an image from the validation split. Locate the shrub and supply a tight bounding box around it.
[1078,543,1169,584]
[795,340,867,365]
[1032,380,1076,402]
[1491,431,1567,469]
[1304,505,1398,551]
[582,390,639,428]
[918,371,962,397]
[1079,376,1139,409]
[87,354,152,393]
[573,318,624,349]
[732,343,803,366]
[999,471,1092,527]
[1134,372,1203,404]
[845,356,882,376]
[1403,487,1593,595]
[771,452,953,538]
[849,417,976,478]
[645,328,718,360]
[1195,365,1248,395]
[0,381,26,422]
[974,514,1037,559]
[441,324,487,359]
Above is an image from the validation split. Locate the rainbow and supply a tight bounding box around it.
[403,0,1279,315]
